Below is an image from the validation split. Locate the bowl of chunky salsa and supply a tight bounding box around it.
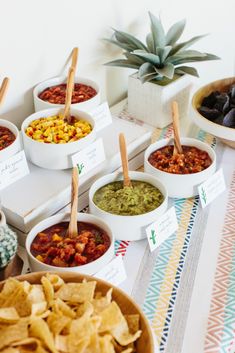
[0,119,21,162]
[34,76,100,112]
[144,137,216,198]
[26,212,114,274]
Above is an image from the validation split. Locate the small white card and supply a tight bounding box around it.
[90,102,112,132]
[95,255,127,286]
[198,169,226,208]
[0,150,29,191]
[71,138,105,176]
[146,207,178,252]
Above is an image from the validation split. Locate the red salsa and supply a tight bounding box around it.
[39,83,97,105]
[30,222,110,267]
[148,145,212,174]
[0,126,16,151]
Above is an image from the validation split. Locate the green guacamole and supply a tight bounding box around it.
[93,180,164,216]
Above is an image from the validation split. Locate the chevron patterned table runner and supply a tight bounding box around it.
[114,122,234,353]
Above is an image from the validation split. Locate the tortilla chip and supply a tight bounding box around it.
[45,273,64,291]
[76,301,94,318]
[47,312,71,335]
[31,302,47,316]
[92,289,112,314]
[54,335,68,352]
[0,307,20,323]
[0,348,20,353]
[53,298,75,319]
[55,282,96,303]
[99,302,141,346]
[0,320,28,350]
[41,277,54,305]
[29,318,58,353]
[99,334,115,353]
[125,314,140,334]
[68,315,101,353]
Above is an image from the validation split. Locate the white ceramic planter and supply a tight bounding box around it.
[89,171,168,241]
[128,73,192,128]
[34,76,100,112]
[26,212,114,275]
[144,137,216,198]
[21,107,96,170]
[0,119,21,162]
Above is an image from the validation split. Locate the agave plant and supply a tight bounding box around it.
[104,12,220,85]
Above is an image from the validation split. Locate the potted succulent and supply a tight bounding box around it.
[105,12,219,128]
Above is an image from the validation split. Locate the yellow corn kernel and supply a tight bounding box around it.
[36,255,44,263]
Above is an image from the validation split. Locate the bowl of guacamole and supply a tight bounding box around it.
[89,171,168,241]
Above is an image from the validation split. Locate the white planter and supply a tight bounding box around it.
[128,73,192,128]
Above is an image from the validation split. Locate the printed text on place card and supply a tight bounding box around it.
[90,102,112,132]
[71,138,105,177]
[0,151,29,191]
[95,256,127,286]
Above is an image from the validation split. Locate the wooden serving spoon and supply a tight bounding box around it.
[67,167,79,238]
[63,66,75,123]
[71,47,79,72]
[119,133,132,188]
[171,101,183,155]
[63,48,79,123]
[0,77,10,107]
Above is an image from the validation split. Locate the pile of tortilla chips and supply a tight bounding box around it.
[0,274,142,353]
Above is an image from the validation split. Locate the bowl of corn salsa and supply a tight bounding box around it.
[21,108,96,170]
[144,137,216,198]
[0,119,21,162]
[34,76,100,112]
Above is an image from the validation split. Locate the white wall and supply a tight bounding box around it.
[0,0,234,126]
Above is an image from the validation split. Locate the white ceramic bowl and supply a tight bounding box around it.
[34,76,100,112]
[0,119,21,162]
[89,171,168,241]
[144,137,216,199]
[26,212,114,275]
[191,77,235,148]
[21,107,96,170]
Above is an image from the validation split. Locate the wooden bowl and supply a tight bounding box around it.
[192,77,235,149]
[0,271,154,353]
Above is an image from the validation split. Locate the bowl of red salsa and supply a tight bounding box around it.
[144,137,216,198]
[34,76,100,112]
[0,119,21,162]
[26,212,114,274]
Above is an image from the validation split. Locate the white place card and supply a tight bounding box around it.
[198,169,226,208]
[95,255,127,286]
[90,102,113,132]
[0,150,29,191]
[146,207,178,252]
[71,138,105,177]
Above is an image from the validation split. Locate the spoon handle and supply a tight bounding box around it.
[63,67,75,122]
[71,47,79,72]
[172,101,183,155]
[67,167,79,238]
[0,77,10,107]
[119,133,132,188]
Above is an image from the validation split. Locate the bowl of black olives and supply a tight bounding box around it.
[192,77,235,148]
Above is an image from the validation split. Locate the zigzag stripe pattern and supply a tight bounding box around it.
[142,131,216,352]
[204,172,235,353]
[115,240,130,257]
[151,198,198,351]
[159,197,199,351]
